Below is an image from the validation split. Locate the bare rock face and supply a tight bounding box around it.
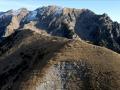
[75,13,120,53]
[4,16,20,37]
[0,8,29,38]
[20,6,120,53]
[35,6,85,39]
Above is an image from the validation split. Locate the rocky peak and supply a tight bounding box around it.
[0,8,28,17]
[0,8,29,37]
[0,6,120,53]
[11,8,28,16]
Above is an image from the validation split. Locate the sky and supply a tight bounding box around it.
[0,0,120,22]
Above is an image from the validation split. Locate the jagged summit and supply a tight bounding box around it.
[11,8,28,16]
[0,6,120,53]
[0,8,28,17]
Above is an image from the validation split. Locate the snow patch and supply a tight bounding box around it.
[12,10,21,16]
[23,10,37,22]
[54,7,63,15]
[27,10,37,20]
[11,8,27,16]
[37,6,63,16]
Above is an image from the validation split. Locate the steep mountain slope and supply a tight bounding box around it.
[0,29,120,90]
[35,6,120,53]
[0,6,120,53]
[0,8,29,39]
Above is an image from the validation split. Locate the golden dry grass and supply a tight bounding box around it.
[0,29,120,90]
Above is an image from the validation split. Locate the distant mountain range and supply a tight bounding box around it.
[0,6,120,90]
[0,6,120,53]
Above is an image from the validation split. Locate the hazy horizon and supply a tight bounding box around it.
[0,0,120,22]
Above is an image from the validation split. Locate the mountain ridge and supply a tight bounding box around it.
[0,29,120,90]
[1,5,120,90]
[0,6,120,54]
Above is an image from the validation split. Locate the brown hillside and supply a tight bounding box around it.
[0,29,120,90]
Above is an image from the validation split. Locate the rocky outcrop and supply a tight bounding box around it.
[35,6,86,39]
